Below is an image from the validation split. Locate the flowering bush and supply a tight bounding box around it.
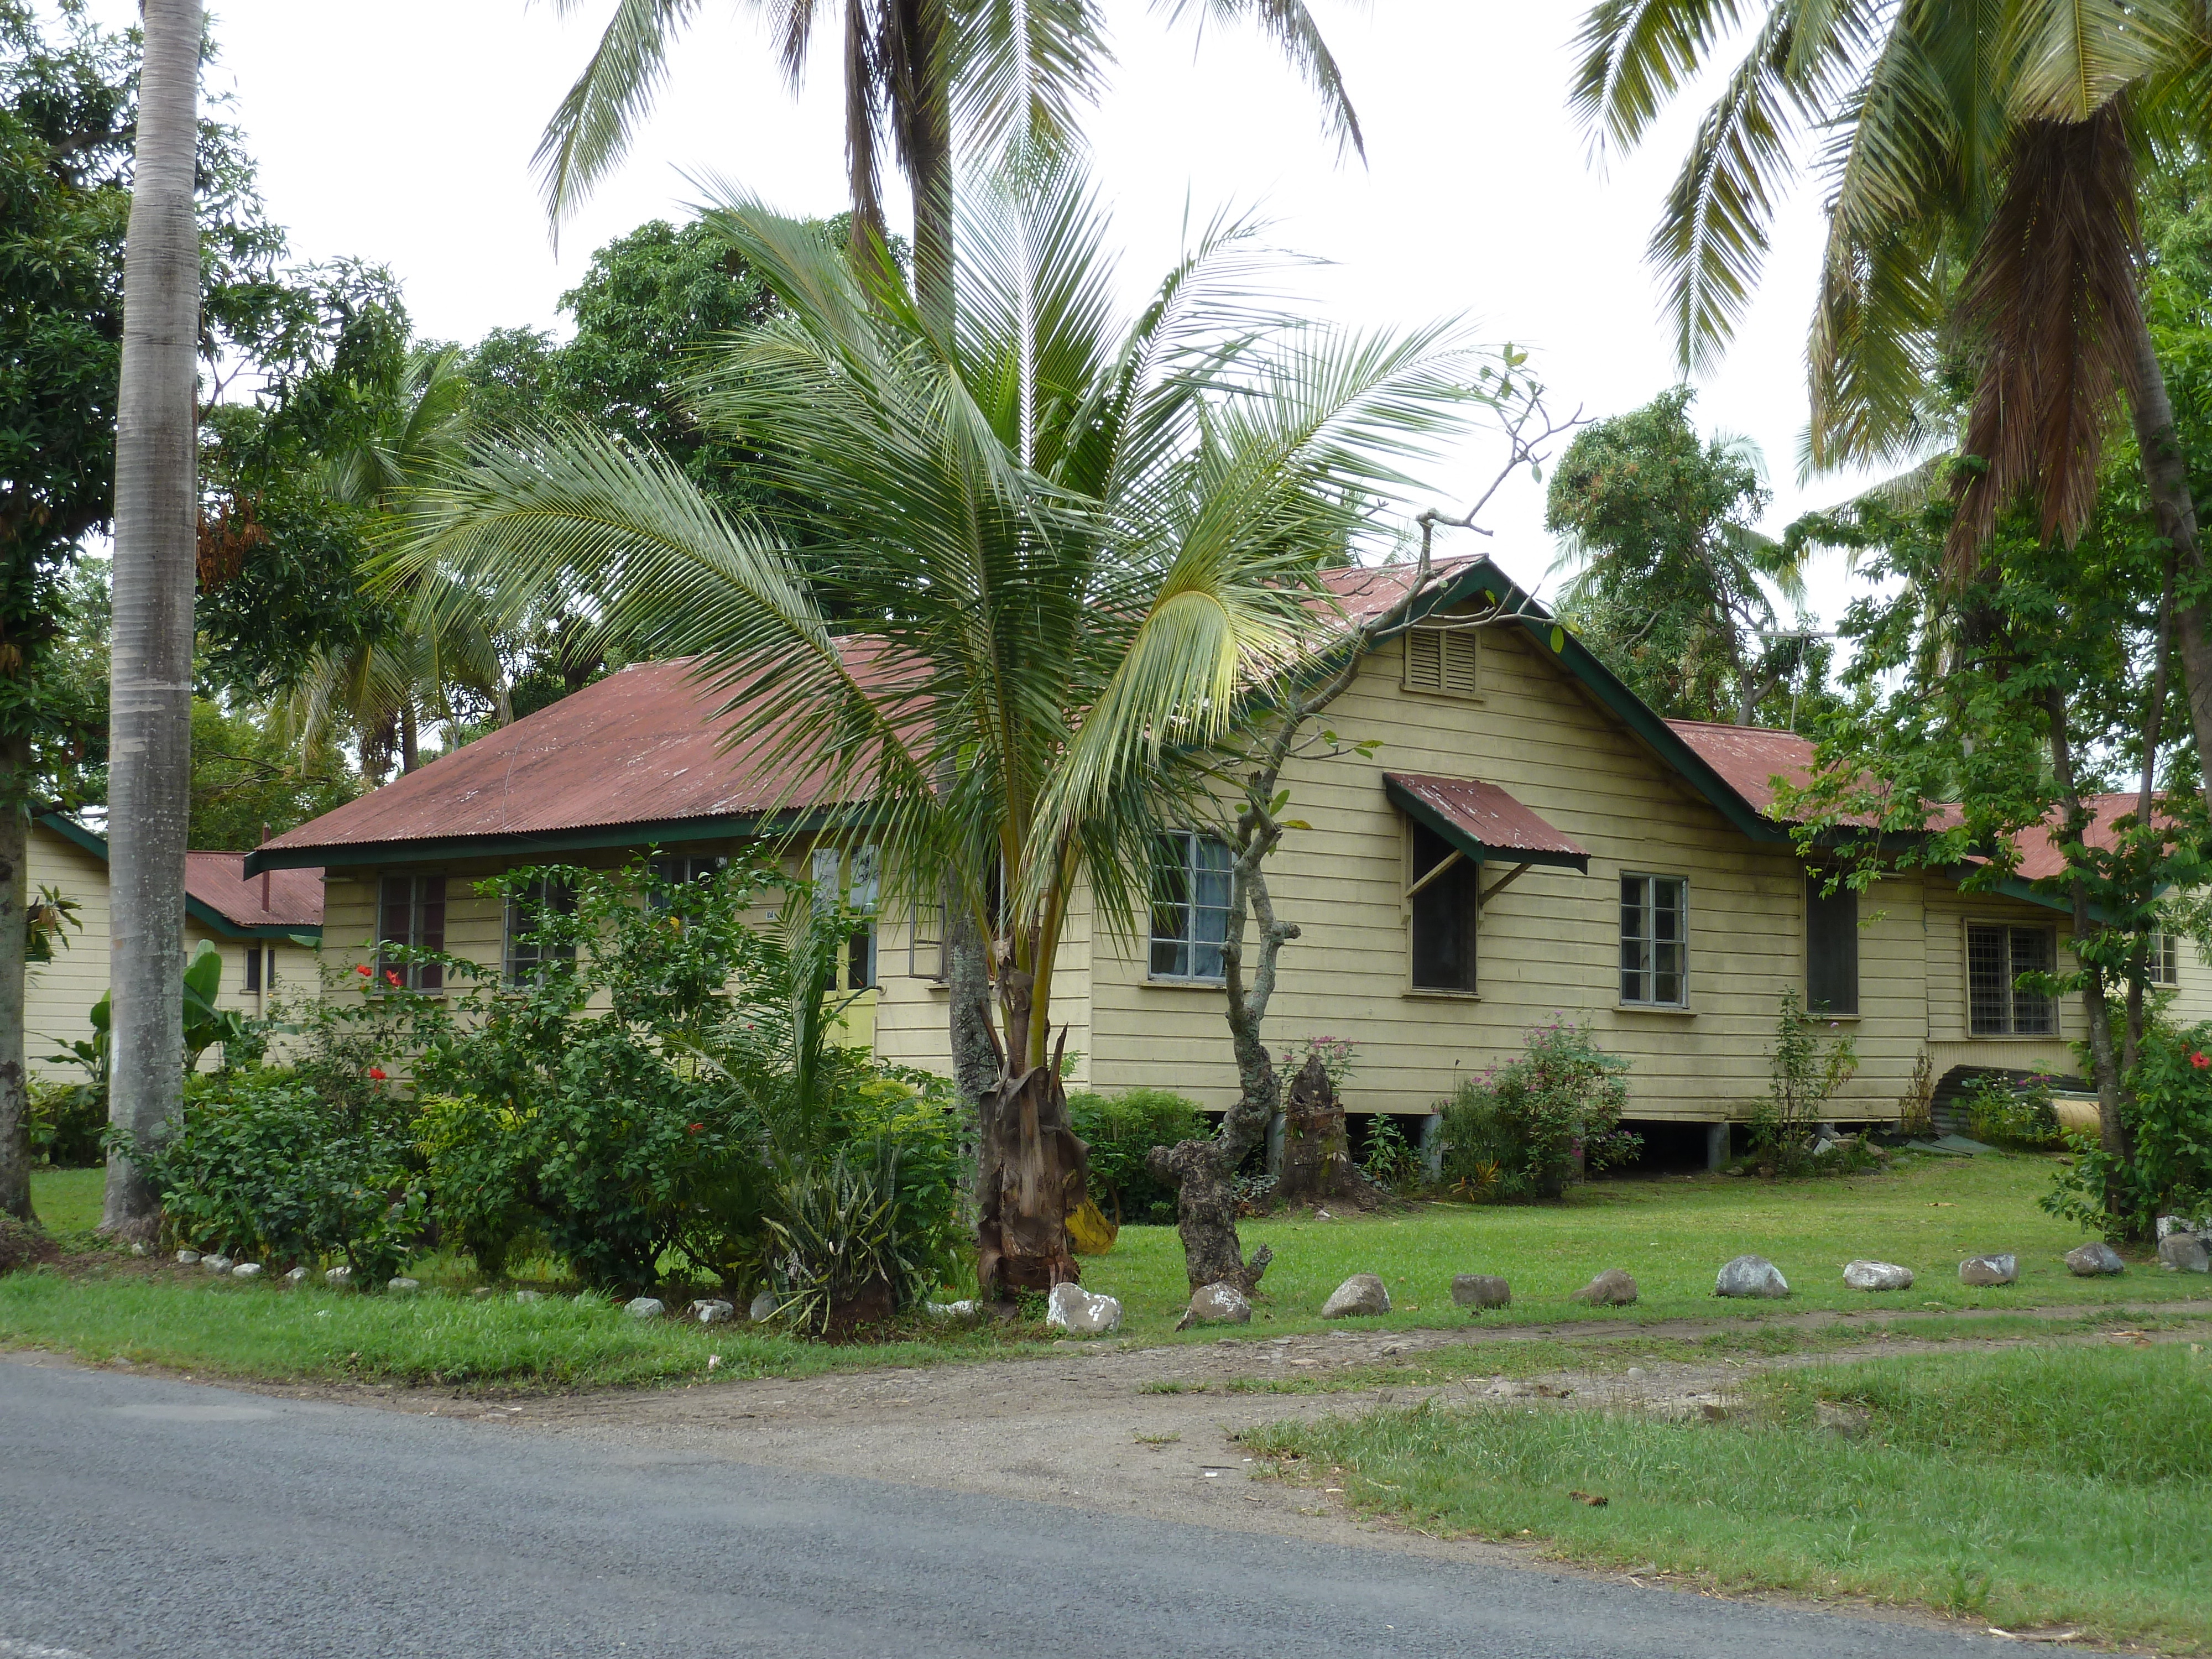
[1963,1071,2063,1150]
[1436,1019,1638,1202]
[2043,1020,2212,1239]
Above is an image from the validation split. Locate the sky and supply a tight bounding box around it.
[83,0,1884,627]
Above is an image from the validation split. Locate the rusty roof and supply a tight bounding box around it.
[1663,719,1817,815]
[1383,773,1590,871]
[251,641,914,869]
[185,852,325,932]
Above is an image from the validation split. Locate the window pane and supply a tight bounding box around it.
[1966,925,2009,1035]
[244,946,261,994]
[2010,927,2056,1035]
[1806,875,1859,1016]
[1151,938,1187,977]
[1412,858,1478,991]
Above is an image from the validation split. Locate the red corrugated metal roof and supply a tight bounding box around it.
[1383,773,1589,867]
[1663,719,1817,814]
[185,852,324,931]
[257,640,914,860]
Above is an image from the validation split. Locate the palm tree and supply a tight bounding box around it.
[284,346,509,775]
[398,159,1469,1294]
[102,0,200,1240]
[1571,1,2212,802]
[535,0,1364,321]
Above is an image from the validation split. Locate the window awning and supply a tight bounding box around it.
[1384,773,1590,873]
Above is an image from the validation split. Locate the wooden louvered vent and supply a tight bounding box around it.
[1405,624,1479,697]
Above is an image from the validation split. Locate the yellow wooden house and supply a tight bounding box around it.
[246,555,2210,1156]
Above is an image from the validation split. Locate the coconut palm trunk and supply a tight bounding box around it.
[0,734,31,1224]
[102,0,200,1239]
[2123,316,2212,819]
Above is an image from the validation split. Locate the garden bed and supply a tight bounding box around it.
[11,1152,2204,1389]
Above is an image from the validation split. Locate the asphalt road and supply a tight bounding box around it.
[2,1358,2010,1659]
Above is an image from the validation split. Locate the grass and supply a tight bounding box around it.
[1243,1343,2212,1652]
[9,1152,2203,1391]
[1074,1150,2207,1342]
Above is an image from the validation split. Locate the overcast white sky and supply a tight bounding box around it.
[84,0,1881,627]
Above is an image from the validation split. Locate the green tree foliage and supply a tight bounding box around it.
[187,696,357,850]
[0,2,283,785]
[1545,388,1818,726]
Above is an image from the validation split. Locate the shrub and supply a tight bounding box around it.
[416,857,964,1301]
[1437,1020,1638,1202]
[760,1134,964,1334]
[1963,1072,2064,1151]
[1748,988,1860,1175]
[27,1079,105,1167]
[1066,1087,1206,1223]
[132,1071,424,1281]
[2043,1021,2212,1239]
[1360,1114,1425,1194]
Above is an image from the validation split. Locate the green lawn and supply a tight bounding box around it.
[8,1151,2202,1390]
[1076,1150,2207,1341]
[28,1166,102,1235]
[1244,1343,2212,1653]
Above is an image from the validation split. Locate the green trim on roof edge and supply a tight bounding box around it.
[1394,561,1793,845]
[36,812,323,939]
[242,805,860,875]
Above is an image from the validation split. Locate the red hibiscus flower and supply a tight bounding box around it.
[2192,1052,2209,1070]
[354,964,372,977]
[367,1067,388,1081]
[686,1123,703,1135]
[384,969,403,987]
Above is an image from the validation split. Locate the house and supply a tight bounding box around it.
[244,555,2212,1160]
[29,812,325,1078]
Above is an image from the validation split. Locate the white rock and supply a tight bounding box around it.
[2064,1242,2126,1277]
[387,1276,421,1295]
[1715,1255,1791,1298]
[175,1249,200,1264]
[472,1286,497,1299]
[749,1289,780,1322]
[1185,1282,1251,1324]
[2158,1232,2211,1274]
[1625,1366,1648,1380]
[513,1290,543,1303]
[1321,1273,1391,1319]
[925,1299,980,1322]
[203,1255,234,1274]
[1958,1254,2018,1287]
[1843,1260,1913,1291]
[229,1262,263,1281]
[1045,1282,1123,1335]
[692,1298,735,1325]
[324,1266,352,1287]
[624,1296,666,1319]
[706,1354,722,1371]
[283,1265,310,1285]
[129,1243,146,1257]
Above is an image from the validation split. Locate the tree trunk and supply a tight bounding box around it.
[1274,1052,1376,1206]
[2125,317,2212,822]
[974,1025,1088,1300]
[0,742,32,1225]
[400,702,420,773]
[103,0,200,1241]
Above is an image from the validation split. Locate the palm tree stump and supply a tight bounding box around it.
[1275,1053,1379,1207]
[975,1041,1091,1299]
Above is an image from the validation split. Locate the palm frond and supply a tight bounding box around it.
[1151,0,1367,161]
[1949,105,2145,565]
[533,0,703,239]
[2004,0,2198,122]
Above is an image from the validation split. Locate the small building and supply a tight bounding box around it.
[246,555,2212,1153]
[29,812,325,1078]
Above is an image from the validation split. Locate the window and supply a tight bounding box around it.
[1404,623,1480,697]
[1150,831,1232,982]
[1966,924,2057,1036]
[2148,927,2182,987]
[1806,874,1859,1016]
[811,844,880,990]
[1407,821,1479,992]
[1620,874,1687,1006]
[504,877,578,987]
[648,853,722,890]
[377,874,446,992]
[243,944,262,995]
